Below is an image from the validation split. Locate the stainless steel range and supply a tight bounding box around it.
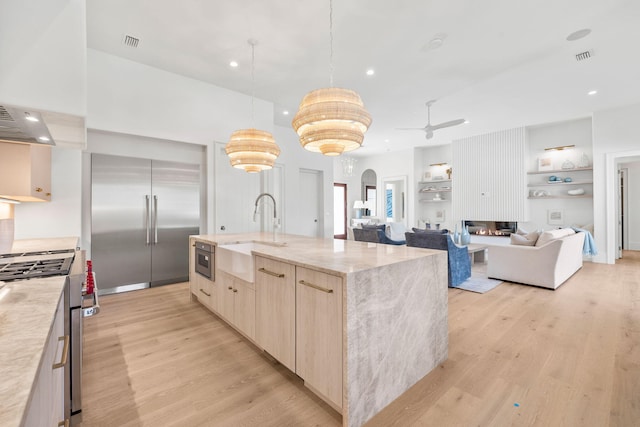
[0,248,97,426]
[0,249,75,281]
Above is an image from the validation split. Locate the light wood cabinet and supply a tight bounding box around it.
[217,270,256,340]
[296,267,343,410]
[24,292,67,426]
[189,252,215,311]
[0,141,52,202]
[255,256,296,371]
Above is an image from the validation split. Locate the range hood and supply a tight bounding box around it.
[0,104,55,146]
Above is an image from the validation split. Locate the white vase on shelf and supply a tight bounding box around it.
[577,152,590,168]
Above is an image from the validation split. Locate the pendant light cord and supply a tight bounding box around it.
[250,40,256,127]
[329,0,334,87]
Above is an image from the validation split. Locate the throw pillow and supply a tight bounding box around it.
[510,233,536,246]
[412,227,448,234]
[361,224,385,231]
[535,228,576,247]
[387,222,407,241]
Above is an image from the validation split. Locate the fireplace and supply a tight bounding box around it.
[463,220,517,236]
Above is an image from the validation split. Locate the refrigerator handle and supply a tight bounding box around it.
[153,195,159,245]
[145,195,150,246]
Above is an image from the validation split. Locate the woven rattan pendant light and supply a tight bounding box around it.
[292,0,372,156]
[225,39,280,173]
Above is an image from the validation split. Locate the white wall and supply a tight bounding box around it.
[453,128,528,224]
[593,102,640,263]
[0,0,86,115]
[87,49,273,144]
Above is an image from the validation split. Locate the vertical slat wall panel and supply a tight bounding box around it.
[452,127,528,223]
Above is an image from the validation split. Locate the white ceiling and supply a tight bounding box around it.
[87,0,640,156]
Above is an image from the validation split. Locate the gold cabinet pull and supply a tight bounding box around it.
[58,419,69,427]
[298,280,333,294]
[258,267,284,278]
[199,288,211,297]
[35,187,43,192]
[53,335,70,369]
[228,286,233,290]
[233,289,238,293]
[46,192,51,196]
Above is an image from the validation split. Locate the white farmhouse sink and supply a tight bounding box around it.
[216,242,270,283]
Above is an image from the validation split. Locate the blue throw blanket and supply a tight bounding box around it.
[571,227,598,256]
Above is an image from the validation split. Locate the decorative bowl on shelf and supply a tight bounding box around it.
[564,177,573,182]
[568,188,585,196]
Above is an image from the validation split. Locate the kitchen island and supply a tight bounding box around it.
[0,237,79,427]
[190,232,448,427]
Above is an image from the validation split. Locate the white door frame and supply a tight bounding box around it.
[605,150,640,263]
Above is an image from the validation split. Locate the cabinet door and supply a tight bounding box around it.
[296,267,343,409]
[255,256,296,371]
[233,279,255,340]
[24,294,66,426]
[0,141,51,201]
[30,143,52,200]
[218,271,235,322]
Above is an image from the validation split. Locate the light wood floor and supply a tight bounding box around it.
[80,252,640,426]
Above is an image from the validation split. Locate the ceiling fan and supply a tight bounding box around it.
[397,100,465,139]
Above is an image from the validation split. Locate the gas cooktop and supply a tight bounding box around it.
[0,249,75,282]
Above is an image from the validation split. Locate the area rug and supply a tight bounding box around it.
[454,271,503,294]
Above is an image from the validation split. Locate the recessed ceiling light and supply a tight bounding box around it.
[366,69,375,76]
[588,90,598,95]
[384,139,389,143]
[24,113,39,122]
[229,61,239,68]
[566,28,591,41]
[464,120,470,124]
[283,110,289,115]
[38,136,50,141]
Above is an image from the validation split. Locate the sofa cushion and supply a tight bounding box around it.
[535,228,576,247]
[510,233,537,246]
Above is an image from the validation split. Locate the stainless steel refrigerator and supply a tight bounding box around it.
[91,153,200,293]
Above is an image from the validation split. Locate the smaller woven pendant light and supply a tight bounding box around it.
[225,40,280,172]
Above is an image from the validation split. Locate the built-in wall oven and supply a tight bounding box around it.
[194,241,214,280]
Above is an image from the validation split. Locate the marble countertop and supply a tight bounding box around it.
[0,276,67,427]
[191,232,440,277]
[0,237,79,427]
[10,236,80,253]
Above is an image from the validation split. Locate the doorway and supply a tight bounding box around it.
[333,183,347,239]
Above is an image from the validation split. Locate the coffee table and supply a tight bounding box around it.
[466,243,488,264]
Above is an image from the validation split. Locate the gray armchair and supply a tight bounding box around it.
[353,227,406,245]
[405,231,471,287]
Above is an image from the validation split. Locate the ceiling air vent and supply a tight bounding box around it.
[123,34,140,48]
[575,49,594,61]
[0,105,14,121]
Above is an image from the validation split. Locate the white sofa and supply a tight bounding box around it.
[487,228,586,289]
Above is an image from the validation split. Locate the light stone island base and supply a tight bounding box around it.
[344,254,448,427]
